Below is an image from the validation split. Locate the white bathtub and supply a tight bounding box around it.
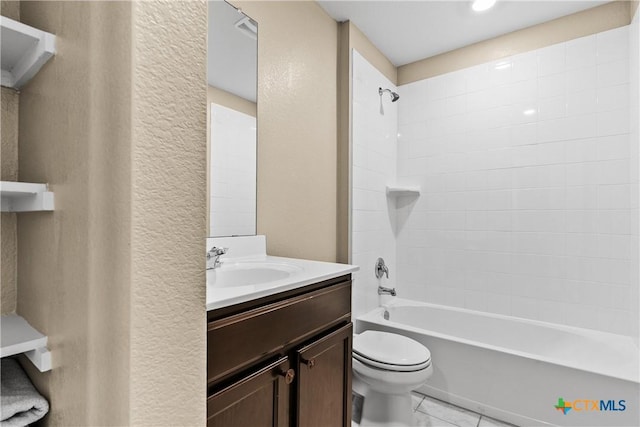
[356,299,639,426]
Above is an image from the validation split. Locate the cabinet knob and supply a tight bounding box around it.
[280,368,295,385]
[302,358,316,369]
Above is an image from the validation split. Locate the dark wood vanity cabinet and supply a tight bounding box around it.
[295,324,352,427]
[207,275,353,427]
[207,357,291,427]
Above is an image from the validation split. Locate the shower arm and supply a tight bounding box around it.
[379,87,400,102]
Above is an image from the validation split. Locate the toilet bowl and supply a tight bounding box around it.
[352,330,433,427]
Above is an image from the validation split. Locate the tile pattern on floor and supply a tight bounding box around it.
[353,392,517,427]
[354,392,517,427]
[412,393,517,427]
[477,416,516,427]
[414,393,479,427]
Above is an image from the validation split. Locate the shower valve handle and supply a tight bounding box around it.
[375,257,389,279]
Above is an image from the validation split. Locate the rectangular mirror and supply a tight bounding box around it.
[207,0,258,237]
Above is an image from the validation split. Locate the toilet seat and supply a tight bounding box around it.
[353,352,431,372]
[353,330,431,372]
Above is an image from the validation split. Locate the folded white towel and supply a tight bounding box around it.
[1,358,49,427]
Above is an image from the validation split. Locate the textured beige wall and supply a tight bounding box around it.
[1,1,20,317]
[129,1,206,424]
[1,87,18,315]
[0,88,18,187]
[18,1,206,425]
[399,0,632,84]
[1,0,19,19]
[337,22,351,264]
[18,1,132,424]
[231,1,338,262]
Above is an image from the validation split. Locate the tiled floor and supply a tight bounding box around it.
[411,393,517,427]
[352,392,517,427]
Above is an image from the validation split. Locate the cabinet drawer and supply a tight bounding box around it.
[208,280,351,385]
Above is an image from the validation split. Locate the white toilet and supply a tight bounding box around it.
[352,330,433,427]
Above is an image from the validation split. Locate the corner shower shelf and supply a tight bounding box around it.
[1,314,51,372]
[386,185,421,197]
[1,16,56,89]
[0,181,54,212]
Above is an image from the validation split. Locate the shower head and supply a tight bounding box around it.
[379,87,400,102]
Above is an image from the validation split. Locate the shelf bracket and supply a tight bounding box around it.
[1,314,51,372]
[24,347,52,372]
[1,16,56,89]
[0,181,54,212]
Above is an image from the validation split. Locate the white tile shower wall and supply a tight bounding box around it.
[630,7,640,340]
[351,50,398,319]
[210,103,257,237]
[396,26,638,336]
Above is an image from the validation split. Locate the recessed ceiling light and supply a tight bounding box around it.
[472,0,497,12]
[523,109,537,116]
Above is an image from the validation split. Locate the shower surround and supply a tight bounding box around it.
[352,21,639,339]
[351,50,399,319]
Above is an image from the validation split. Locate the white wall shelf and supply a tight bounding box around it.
[386,185,421,197]
[1,16,55,89]
[1,314,51,372]
[1,181,54,212]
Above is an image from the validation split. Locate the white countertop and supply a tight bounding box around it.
[206,255,358,311]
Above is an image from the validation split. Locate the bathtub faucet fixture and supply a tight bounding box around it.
[375,257,389,279]
[378,285,396,296]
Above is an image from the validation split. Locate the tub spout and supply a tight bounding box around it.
[378,285,396,296]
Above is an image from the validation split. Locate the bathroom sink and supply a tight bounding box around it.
[207,261,303,287]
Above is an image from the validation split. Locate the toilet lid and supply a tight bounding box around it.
[353,331,431,367]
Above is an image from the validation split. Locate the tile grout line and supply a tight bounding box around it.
[417,395,484,427]
[414,396,476,427]
[413,393,516,427]
[415,408,464,427]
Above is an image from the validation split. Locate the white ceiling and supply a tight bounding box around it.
[317,0,612,66]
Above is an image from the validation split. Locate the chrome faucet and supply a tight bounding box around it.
[375,257,389,279]
[207,246,228,269]
[378,285,396,296]
[375,257,396,296]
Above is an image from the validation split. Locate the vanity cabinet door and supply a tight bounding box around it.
[207,357,292,427]
[295,323,353,427]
